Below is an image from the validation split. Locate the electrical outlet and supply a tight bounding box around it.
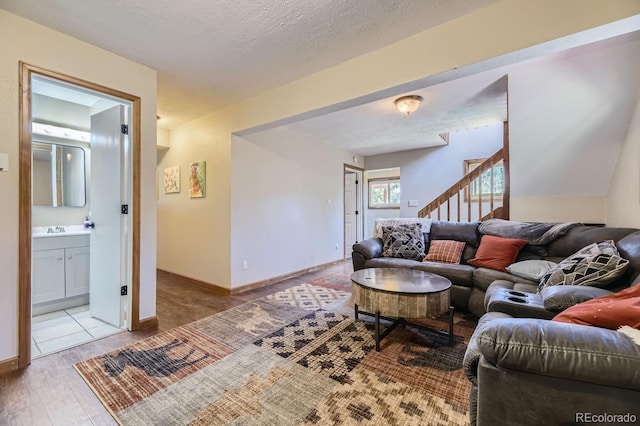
[242,260,249,270]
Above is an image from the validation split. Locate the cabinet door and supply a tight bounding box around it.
[65,246,90,297]
[32,249,66,304]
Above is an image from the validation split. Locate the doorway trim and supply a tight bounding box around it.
[343,164,365,259]
[18,62,142,368]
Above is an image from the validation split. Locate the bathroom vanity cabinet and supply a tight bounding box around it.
[32,234,90,314]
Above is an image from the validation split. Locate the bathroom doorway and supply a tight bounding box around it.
[18,63,142,365]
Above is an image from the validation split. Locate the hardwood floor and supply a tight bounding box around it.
[0,261,353,425]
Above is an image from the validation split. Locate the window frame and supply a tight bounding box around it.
[368,176,401,209]
[463,158,504,202]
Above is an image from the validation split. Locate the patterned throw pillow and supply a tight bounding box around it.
[538,240,630,291]
[423,240,466,264]
[381,223,426,260]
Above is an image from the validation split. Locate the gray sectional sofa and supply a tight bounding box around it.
[351,220,640,317]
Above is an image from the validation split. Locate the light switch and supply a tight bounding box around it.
[0,153,8,172]
[408,199,418,207]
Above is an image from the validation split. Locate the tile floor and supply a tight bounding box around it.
[32,305,122,358]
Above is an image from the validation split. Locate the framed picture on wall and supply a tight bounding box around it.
[163,166,180,193]
[189,161,206,198]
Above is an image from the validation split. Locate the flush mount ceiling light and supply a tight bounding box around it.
[394,95,423,115]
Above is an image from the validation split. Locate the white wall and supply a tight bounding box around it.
[606,83,640,228]
[365,124,504,218]
[0,10,157,362]
[230,127,360,288]
[507,34,640,223]
[32,94,90,130]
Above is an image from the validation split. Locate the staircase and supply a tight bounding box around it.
[418,148,509,222]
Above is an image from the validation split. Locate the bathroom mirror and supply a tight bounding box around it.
[32,142,86,207]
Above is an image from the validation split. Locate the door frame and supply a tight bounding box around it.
[343,164,364,259]
[18,62,142,368]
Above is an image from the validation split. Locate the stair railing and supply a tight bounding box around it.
[418,148,508,222]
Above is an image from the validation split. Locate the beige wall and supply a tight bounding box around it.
[511,196,606,224]
[156,110,232,288]
[606,87,640,227]
[0,10,158,362]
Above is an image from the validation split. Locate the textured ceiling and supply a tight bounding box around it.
[0,0,498,128]
[288,74,508,156]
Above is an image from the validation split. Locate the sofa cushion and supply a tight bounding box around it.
[552,284,640,328]
[423,240,465,264]
[430,221,480,263]
[507,260,558,281]
[541,285,611,312]
[468,235,528,272]
[381,223,426,260]
[473,267,536,292]
[539,240,629,291]
[547,226,637,258]
[414,261,474,288]
[365,257,419,269]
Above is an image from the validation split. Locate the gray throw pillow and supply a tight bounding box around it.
[506,260,558,281]
[538,240,629,291]
[381,223,426,260]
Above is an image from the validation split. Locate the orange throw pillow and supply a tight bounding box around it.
[552,284,640,329]
[467,235,528,272]
[423,240,466,264]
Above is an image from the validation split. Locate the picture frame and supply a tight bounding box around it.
[189,161,206,198]
[163,166,180,194]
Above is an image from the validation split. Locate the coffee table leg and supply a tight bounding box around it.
[354,303,359,320]
[375,310,381,352]
[448,306,454,346]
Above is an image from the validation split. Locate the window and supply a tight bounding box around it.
[464,158,504,201]
[368,177,400,209]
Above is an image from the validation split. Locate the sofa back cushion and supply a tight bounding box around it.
[547,226,637,258]
[430,221,480,263]
[617,231,640,287]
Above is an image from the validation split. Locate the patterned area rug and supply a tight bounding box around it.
[75,274,476,425]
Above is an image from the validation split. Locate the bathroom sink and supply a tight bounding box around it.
[32,225,90,238]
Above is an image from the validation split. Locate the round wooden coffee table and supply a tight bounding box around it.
[351,268,453,351]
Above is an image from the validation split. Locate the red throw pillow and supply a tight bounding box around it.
[553,284,640,329]
[467,235,528,272]
[423,240,466,264]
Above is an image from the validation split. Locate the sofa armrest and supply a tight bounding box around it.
[476,318,640,391]
[463,312,512,385]
[352,238,383,260]
[540,285,612,312]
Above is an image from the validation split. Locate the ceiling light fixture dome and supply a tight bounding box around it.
[394,95,423,115]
